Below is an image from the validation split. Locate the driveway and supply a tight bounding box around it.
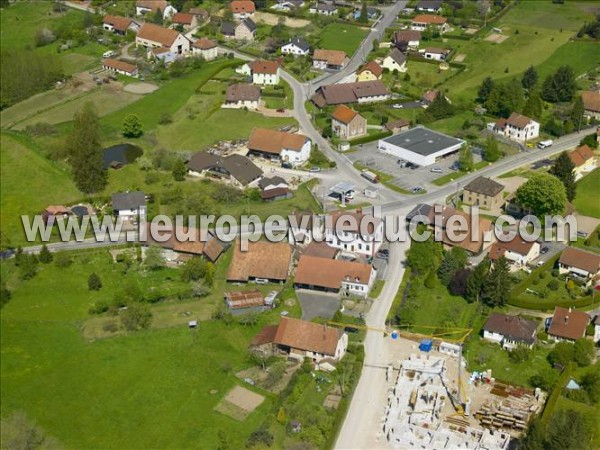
[296,289,341,320]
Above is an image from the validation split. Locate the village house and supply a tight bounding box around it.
[227,241,292,283]
[411,14,449,33]
[290,210,315,244]
[281,37,310,56]
[111,191,146,219]
[231,0,256,20]
[381,48,407,73]
[493,112,540,143]
[143,225,226,263]
[353,5,379,20]
[462,176,504,209]
[385,118,410,134]
[331,105,367,140]
[415,0,442,13]
[582,90,600,119]
[171,12,198,30]
[102,15,140,35]
[102,59,139,77]
[189,7,209,21]
[191,38,218,60]
[295,255,376,297]
[357,61,383,82]
[223,83,261,110]
[393,30,421,51]
[324,210,384,257]
[488,234,540,267]
[235,18,257,41]
[251,317,348,362]
[247,128,312,165]
[312,80,389,107]
[558,247,600,283]
[302,240,338,258]
[136,23,190,57]
[309,2,338,15]
[423,47,450,61]
[258,176,291,201]
[594,316,600,343]
[220,21,236,39]
[42,205,71,224]
[483,313,538,350]
[313,49,347,71]
[135,0,176,19]
[547,307,591,343]
[422,89,441,105]
[237,60,281,85]
[188,152,263,187]
[568,145,596,180]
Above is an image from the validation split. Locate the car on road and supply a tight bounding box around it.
[411,186,424,194]
[376,249,389,260]
[540,246,549,255]
[276,108,285,113]
[450,161,460,171]
[406,162,418,170]
[392,104,403,109]
[577,231,588,238]
[309,167,321,172]
[430,167,443,173]
[281,162,293,169]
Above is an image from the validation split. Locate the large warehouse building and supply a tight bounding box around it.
[377,126,465,166]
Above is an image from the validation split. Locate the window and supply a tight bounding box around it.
[366,244,370,251]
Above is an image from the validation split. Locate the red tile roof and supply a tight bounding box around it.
[136,0,168,12]
[313,49,347,66]
[225,289,264,309]
[273,317,341,356]
[505,112,534,129]
[548,307,590,341]
[559,247,600,275]
[102,58,137,74]
[412,14,447,24]
[137,23,181,47]
[295,255,373,290]
[582,90,600,113]
[331,104,359,124]
[231,0,255,13]
[358,60,383,78]
[103,15,135,32]
[488,234,536,260]
[394,30,421,42]
[172,12,194,24]
[248,128,307,155]
[227,240,292,282]
[192,37,217,49]
[568,145,595,167]
[249,59,280,74]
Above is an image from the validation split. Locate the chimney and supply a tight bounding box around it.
[568,307,572,313]
[564,316,568,324]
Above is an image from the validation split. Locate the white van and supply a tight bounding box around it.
[537,140,553,149]
[102,50,116,58]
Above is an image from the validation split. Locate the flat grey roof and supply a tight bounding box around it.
[330,181,355,194]
[381,126,464,156]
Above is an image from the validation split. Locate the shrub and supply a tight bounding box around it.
[88,272,102,291]
[509,346,531,363]
[424,270,436,289]
[547,279,560,291]
[246,427,274,448]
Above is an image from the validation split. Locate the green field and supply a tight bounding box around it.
[444,1,597,99]
[0,132,82,247]
[318,23,368,56]
[573,168,600,218]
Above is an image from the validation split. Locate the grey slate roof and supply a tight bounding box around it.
[221,21,235,35]
[188,152,263,186]
[240,17,256,32]
[259,176,287,190]
[463,176,504,197]
[285,36,310,52]
[381,126,464,156]
[388,47,407,65]
[483,313,538,345]
[112,191,146,211]
[405,203,433,222]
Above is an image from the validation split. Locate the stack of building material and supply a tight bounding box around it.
[475,394,539,431]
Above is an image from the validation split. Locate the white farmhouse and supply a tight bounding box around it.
[247,128,311,165]
[381,48,407,73]
[136,23,190,57]
[493,112,540,143]
[281,37,310,56]
[112,191,146,219]
[191,38,218,60]
[324,210,384,257]
[488,235,540,267]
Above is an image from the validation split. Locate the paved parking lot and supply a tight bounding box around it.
[296,289,341,320]
[346,142,482,191]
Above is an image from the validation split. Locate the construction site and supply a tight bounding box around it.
[381,345,546,450]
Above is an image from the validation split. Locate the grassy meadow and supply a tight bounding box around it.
[318,23,368,55]
[573,169,600,219]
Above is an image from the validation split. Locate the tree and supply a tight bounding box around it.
[172,158,187,181]
[145,244,164,270]
[580,133,599,150]
[358,2,368,23]
[541,66,576,103]
[518,417,545,450]
[419,92,455,123]
[449,268,471,296]
[245,427,274,448]
[437,247,467,286]
[485,79,525,117]
[509,346,531,363]
[570,95,585,132]
[516,173,567,216]
[121,303,152,331]
[549,151,576,201]
[481,256,511,307]
[151,7,164,25]
[477,77,495,103]
[521,66,538,90]
[19,254,38,281]
[54,252,72,268]
[181,256,208,282]
[522,90,543,121]
[548,342,574,368]
[465,258,489,302]
[67,103,107,194]
[38,244,53,263]
[88,272,102,291]
[406,234,443,275]
[545,409,589,450]
[122,114,143,138]
[458,146,474,171]
[580,366,600,403]
[577,14,600,39]
[483,135,501,162]
[573,338,594,367]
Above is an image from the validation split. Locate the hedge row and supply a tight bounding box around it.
[509,295,594,312]
[262,92,286,98]
[510,254,561,298]
[540,362,574,426]
[350,131,392,145]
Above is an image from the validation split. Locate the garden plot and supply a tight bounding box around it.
[214,386,265,421]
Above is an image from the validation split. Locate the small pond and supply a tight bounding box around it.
[103,143,143,169]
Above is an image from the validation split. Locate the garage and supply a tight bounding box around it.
[377,126,465,167]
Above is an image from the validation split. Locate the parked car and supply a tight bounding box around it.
[309,167,321,173]
[430,167,443,173]
[411,186,424,194]
[392,104,403,109]
[450,162,460,171]
[376,249,389,260]
[282,162,292,169]
[276,108,285,113]
[540,246,549,255]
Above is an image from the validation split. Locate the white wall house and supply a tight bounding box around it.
[482,313,538,350]
[381,48,407,73]
[558,247,600,282]
[324,211,384,257]
[237,61,280,85]
[423,48,449,61]
[282,139,310,163]
[494,112,539,143]
[247,128,311,165]
[191,38,218,60]
[281,37,310,56]
[136,23,190,57]
[489,238,540,267]
[112,191,146,219]
[136,2,177,19]
[340,268,377,297]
